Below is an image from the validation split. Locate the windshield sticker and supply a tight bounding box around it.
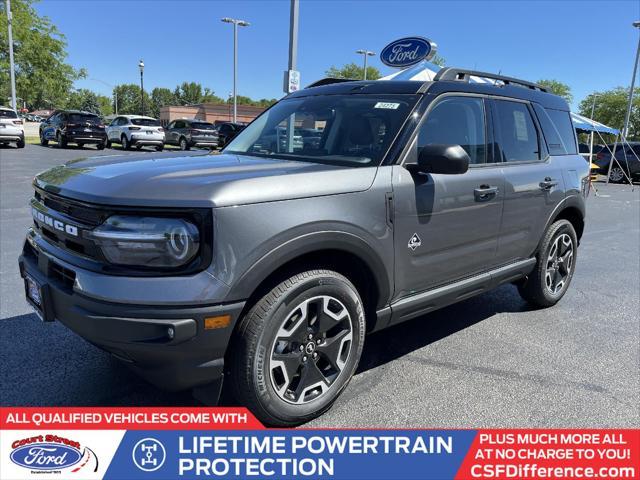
[374,102,400,110]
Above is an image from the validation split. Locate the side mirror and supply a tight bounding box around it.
[407,144,470,175]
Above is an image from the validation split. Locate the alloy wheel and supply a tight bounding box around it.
[269,295,353,405]
[545,233,574,296]
[609,167,624,183]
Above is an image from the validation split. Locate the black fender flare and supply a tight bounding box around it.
[225,230,392,309]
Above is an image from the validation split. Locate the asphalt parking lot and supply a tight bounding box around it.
[1,144,638,428]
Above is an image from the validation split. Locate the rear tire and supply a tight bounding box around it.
[517,219,578,308]
[229,270,365,426]
[77,142,84,148]
[96,142,105,150]
[17,137,25,148]
[609,166,625,183]
[106,140,112,149]
[156,145,164,152]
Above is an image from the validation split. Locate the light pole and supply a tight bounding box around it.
[6,0,17,111]
[355,49,376,80]
[221,17,250,124]
[138,59,145,116]
[622,21,640,139]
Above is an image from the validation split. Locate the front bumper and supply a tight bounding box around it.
[18,238,245,393]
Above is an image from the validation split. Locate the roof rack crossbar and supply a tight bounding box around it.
[433,67,547,92]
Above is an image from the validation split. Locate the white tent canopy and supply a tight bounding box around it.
[380,61,619,135]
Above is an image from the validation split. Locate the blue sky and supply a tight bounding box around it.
[36,0,639,109]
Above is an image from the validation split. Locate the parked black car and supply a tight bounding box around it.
[214,122,245,148]
[165,118,219,150]
[40,111,107,149]
[593,142,640,183]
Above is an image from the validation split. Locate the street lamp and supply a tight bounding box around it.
[6,0,17,111]
[138,59,145,116]
[221,17,250,123]
[622,21,640,139]
[355,49,376,80]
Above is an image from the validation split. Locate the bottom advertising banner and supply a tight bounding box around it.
[1,408,638,479]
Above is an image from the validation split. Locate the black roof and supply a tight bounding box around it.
[292,76,569,111]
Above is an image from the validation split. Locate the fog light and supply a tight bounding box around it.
[167,327,175,340]
[204,315,231,330]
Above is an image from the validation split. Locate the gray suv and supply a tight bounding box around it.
[19,68,588,426]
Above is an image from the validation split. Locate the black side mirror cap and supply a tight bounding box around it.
[406,144,470,175]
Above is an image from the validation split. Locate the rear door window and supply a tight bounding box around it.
[493,100,541,162]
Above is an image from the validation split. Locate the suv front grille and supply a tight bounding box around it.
[32,189,104,261]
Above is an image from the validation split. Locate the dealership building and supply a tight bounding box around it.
[159,102,265,125]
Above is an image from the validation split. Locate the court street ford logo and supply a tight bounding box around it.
[380,36,437,68]
[10,437,83,471]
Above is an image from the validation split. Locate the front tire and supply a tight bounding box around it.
[56,131,67,148]
[179,137,190,151]
[121,135,130,150]
[156,145,164,152]
[517,219,577,308]
[229,270,365,426]
[39,133,48,146]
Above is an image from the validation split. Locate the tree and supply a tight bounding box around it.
[325,62,381,80]
[0,0,85,110]
[537,79,573,104]
[579,87,640,140]
[65,89,111,116]
[150,87,177,118]
[172,82,222,105]
[113,84,150,115]
[431,54,446,67]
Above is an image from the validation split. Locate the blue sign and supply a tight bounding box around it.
[380,37,437,68]
[10,443,83,471]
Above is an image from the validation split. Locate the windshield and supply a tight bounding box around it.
[131,118,161,127]
[68,113,101,124]
[225,94,418,167]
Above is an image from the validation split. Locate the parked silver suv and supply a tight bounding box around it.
[19,68,589,426]
[106,115,165,151]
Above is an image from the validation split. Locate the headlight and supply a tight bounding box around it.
[90,216,200,268]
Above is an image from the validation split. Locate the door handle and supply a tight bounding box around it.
[474,185,499,201]
[539,177,558,190]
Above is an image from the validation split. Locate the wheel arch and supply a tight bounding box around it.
[226,232,392,332]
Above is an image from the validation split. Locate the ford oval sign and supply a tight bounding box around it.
[380,37,437,68]
[10,443,83,471]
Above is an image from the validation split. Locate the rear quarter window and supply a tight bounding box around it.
[545,108,577,155]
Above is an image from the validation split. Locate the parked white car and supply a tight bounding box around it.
[0,106,25,148]
[106,115,164,151]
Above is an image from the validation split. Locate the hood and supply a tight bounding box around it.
[34,153,377,208]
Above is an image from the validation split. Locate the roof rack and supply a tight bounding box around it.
[305,77,357,89]
[433,67,547,92]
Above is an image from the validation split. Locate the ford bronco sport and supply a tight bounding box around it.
[19,68,589,426]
